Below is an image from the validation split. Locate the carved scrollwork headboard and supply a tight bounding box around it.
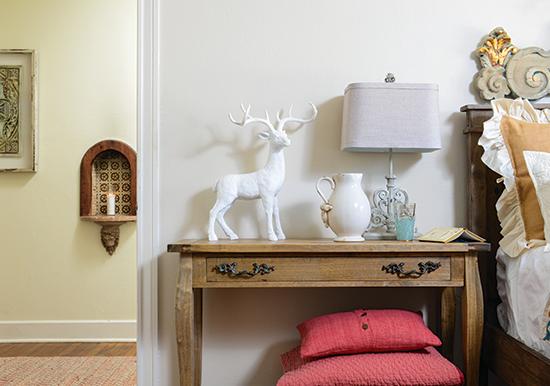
[475,27,550,100]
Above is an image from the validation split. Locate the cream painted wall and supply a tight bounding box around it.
[0,0,137,339]
[153,1,550,385]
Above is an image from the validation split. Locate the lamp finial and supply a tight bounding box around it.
[385,73,395,83]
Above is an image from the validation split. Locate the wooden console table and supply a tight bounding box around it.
[168,238,490,386]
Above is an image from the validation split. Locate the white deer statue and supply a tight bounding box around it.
[208,103,317,241]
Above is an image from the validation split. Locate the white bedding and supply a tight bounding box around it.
[496,246,550,358]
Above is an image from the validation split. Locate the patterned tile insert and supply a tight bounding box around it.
[91,150,132,215]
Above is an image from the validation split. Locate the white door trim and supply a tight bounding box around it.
[137,0,159,384]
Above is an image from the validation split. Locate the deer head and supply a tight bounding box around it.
[229,102,317,149]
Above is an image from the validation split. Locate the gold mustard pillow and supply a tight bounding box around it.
[500,115,550,241]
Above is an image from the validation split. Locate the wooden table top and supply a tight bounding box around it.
[168,238,491,254]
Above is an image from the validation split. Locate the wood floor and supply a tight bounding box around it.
[0,342,136,357]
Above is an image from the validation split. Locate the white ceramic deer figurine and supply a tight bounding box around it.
[208,103,317,241]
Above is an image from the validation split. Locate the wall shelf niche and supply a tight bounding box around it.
[80,140,137,255]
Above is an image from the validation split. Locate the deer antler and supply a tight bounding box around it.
[229,104,276,133]
[275,102,317,131]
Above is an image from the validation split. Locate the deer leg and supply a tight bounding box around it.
[208,199,238,241]
[216,204,239,240]
[272,197,285,240]
[208,204,220,241]
[261,197,278,241]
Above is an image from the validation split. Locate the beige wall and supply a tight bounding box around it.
[0,0,137,340]
[154,1,550,385]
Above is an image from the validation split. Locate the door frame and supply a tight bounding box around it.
[137,0,159,384]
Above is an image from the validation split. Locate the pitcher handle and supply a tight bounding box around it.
[316,176,335,204]
[316,176,335,228]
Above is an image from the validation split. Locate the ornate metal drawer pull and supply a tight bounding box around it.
[382,261,441,277]
[215,262,275,276]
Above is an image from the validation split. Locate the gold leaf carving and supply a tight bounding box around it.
[478,28,518,67]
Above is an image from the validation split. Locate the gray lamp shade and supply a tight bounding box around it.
[341,82,441,153]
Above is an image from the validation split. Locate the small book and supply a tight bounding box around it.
[417,227,486,243]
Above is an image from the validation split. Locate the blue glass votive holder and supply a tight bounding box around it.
[394,203,416,241]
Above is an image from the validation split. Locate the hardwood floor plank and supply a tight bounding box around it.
[0,342,137,357]
[120,342,137,356]
[86,342,106,357]
[21,343,48,356]
[43,343,70,357]
[97,343,123,356]
[4,343,37,357]
[0,343,21,357]
[113,342,134,356]
[62,342,95,357]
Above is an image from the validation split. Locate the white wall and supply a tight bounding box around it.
[152,1,550,384]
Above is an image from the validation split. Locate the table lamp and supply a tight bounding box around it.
[340,76,440,239]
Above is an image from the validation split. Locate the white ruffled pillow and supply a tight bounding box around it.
[478,98,550,257]
[524,150,550,252]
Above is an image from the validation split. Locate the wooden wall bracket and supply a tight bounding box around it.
[80,140,136,255]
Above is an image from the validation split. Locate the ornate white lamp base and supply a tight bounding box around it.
[363,231,398,240]
[362,149,421,240]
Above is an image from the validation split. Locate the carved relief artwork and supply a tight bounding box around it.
[0,66,21,156]
[475,27,550,100]
[507,47,550,100]
[100,225,120,256]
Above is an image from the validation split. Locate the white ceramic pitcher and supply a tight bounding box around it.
[316,173,371,242]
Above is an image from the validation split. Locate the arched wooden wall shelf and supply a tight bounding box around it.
[80,140,137,255]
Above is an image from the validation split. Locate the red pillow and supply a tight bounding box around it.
[297,309,441,358]
[277,345,464,386]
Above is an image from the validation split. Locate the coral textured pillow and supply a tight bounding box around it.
[277,345,464,386]
[297,309,441,358]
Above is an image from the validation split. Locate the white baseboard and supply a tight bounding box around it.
[0,320,137,342]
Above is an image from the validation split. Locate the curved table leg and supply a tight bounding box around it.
[194,288,202,385]
[441,287,457,361]
[176,253,202,386]
[463,251,484,386]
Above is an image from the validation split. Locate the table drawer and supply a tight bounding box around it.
[204,256,451,283]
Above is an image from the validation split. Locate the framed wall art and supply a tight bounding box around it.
[0,49,37,172]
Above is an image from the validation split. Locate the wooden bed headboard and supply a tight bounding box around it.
[461,104,503,321]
